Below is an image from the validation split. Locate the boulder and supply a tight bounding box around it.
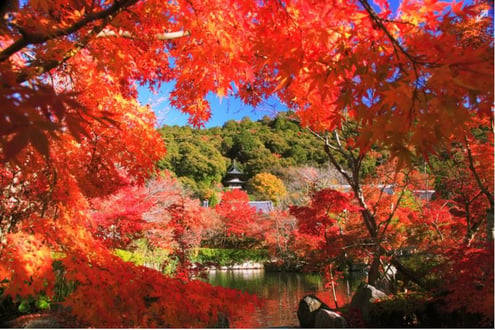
[350,283,387,326]
[296,295,331,328]
[314,309,348,328]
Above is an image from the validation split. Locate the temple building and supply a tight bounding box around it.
[223,160,245,190]
[222,160,274,213]
[248,201,274,213]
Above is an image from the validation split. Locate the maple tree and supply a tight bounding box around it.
[289,116,493,323]
[423,121,494,323]
[260,210,299,268]
[89,173,220,264]
[433,243,494,325]
[302,119,420,285]
[430,123,494,244]
[212,189,265,249]
[88,185,152,250]
[0,0,493,327]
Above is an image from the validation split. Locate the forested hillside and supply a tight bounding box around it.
[157,112,336,204]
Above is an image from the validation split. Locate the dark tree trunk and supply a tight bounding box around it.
[367,252,381,286]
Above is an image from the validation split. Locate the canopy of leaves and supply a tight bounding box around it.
[0,0,492,326]
[212,190,264,249]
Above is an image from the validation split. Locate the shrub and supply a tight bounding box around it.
[190,248,270,267]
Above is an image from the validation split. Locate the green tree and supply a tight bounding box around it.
[174,141,226,185]
[158,111,337,191]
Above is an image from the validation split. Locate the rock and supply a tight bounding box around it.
[4,314,62,328]
[296,295,331,328]
[23,317,61,328]
[314,309,348,328]
[212,312,230,328]
[350,283,387,326]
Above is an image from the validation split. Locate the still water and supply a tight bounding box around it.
[205,270,365,328]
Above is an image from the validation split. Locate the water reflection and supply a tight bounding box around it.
[206,270,365,328]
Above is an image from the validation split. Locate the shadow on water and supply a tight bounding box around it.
[205,270,365,328]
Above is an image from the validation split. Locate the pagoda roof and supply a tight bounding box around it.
[226,160,243,175]
[227,167,243,175]
[225,178,244,184]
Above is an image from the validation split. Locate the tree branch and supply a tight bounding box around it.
[379,173,409,239]
[464,135,494,208]
[0,0,140,63]
[96,29,191,40]
[322,130,378,237]
[357,0,427,66]
[15,19,109,83]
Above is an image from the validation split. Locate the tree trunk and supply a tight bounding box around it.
[367,251,381,286]
[487,208,494,242]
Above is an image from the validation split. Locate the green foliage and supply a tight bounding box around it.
[189,248,270,266]
[368,292,429,327]
[114,239,176,275]
[52,259,77,304]
[114,249,146,265]
[16,294,51,314]
[395,253,444,289]
[157,126,228,197]
[157,112,329,194]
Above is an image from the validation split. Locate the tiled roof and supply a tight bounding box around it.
[248,201,274,213]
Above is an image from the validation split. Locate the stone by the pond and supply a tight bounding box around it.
[23,317,61,329]
[212,312,230,328]
[296,295,331,328]
[4,314,62,328]
[350,283,387,325]
[314,309,348,328]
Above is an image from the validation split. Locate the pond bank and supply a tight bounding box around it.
[204,269,365,327]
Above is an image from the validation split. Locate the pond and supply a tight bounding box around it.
[205,269,366,328]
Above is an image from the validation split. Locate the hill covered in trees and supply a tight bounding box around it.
[157,112,337,204]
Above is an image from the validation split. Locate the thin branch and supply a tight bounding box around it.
[379,173,409,239]
[357,0,430,129]
[357,0,426,65]
[15,19,109,83]
[323,131,378,236]
[464,135,494,208]
[323,133,352,184]
[0,0,140,63]
[430,201,450,241]
[97,29,191,40]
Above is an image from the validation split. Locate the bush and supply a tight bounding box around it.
[114,240,176,275]
[189,248,270,267]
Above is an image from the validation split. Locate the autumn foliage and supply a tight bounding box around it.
[211,190,264,249]
[248,172,287,205]
[0,0,493,327]
[290,157,493,323]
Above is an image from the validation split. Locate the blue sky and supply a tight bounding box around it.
[138,83,286,128]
